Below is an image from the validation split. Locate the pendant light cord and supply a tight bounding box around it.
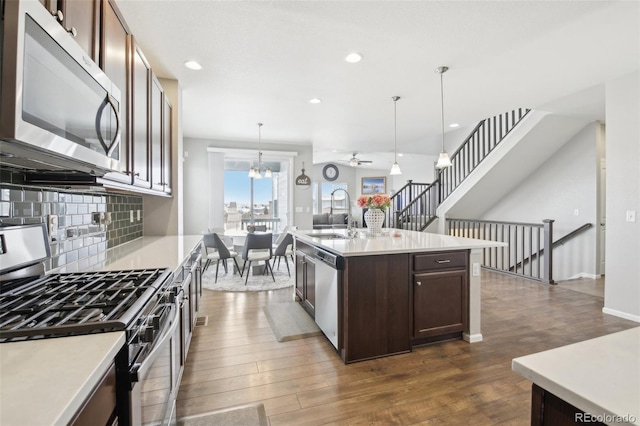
[394,98,398,162]
[440,72,445,152]
[258,122,263,170]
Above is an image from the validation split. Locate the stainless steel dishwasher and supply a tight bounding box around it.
[312,247,344,349]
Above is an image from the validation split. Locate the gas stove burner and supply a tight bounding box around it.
[61,308,105,324]
[0,268,173,342]
[0,314,28,330]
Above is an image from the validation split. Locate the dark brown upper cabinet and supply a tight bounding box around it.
[131,38,151,188]
[39,0,99,59]
[150,73,163,192]
[162,93,173,194]
[57,0,99,60]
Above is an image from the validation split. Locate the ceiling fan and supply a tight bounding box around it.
[345,152,373,167]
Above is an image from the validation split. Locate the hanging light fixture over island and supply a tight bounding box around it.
[435,66,453,169]
[390,96,402,176]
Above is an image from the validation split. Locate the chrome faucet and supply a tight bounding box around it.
[331,188,355,238]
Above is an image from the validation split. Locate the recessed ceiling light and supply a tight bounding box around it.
[345,52,362,63]
[184,60,202,70]
[398,153,404,157]
[449,123,460,128]
[309,98,322,104]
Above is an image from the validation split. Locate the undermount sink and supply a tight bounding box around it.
[306,233,349,240]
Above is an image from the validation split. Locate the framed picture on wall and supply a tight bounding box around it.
[361,176,386,194]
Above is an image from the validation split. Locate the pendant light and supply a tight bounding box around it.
[435,66,452,169]
[254,123,264,179]
[389,96,402,175]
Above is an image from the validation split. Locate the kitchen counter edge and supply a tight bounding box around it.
[0,332,125,426]
[512,327,640,425]
[292,228,507,257]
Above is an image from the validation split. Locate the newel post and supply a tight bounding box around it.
[542,219,555,284]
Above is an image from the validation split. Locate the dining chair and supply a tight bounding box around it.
[241,232,275,285]
[272,233,294,276]
[202,233,242,283]
[208,228,233,250]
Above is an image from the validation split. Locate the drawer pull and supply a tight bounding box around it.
[436,259,451,264]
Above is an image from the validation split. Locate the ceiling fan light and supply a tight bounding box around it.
[390,162,402,175]
[349,158,359,167]
[436,152,452,169]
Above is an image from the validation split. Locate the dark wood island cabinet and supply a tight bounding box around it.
[412,251,469,345]
[293,232,479,364]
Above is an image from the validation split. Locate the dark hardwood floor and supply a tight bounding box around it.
[176,271,637,425]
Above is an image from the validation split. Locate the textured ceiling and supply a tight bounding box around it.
[116,0,639,163]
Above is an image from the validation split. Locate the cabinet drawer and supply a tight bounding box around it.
[413,251,468,272]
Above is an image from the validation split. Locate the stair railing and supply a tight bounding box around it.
[387,180,431,229]
[392,181,440,231]
[512,223,593,272]
[390,109,531,232]
[447,218,554,284]
[439,108,531,202]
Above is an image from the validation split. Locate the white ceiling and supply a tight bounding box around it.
[116,0,639,165]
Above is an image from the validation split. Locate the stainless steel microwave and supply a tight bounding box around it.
[0,0,121,175]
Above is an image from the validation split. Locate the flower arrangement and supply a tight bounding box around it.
[357,193,391,212]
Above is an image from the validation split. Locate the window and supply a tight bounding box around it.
[314,182,348,214]
[223,170,274,230]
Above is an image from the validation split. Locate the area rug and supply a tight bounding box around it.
[201,260,294,292]
[262,302,321,342]
[177,402,268,426]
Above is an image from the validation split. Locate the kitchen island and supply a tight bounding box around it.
[292,228,506,363]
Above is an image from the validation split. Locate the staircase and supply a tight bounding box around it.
[388,108,531,231]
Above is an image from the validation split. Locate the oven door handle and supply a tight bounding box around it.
[130,302,179,383]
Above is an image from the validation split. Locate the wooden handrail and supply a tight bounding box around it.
[515,223,593,268]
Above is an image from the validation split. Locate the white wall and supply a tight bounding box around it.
[183,137,313,235]
[479,123,599,281]
[603,71,640,322]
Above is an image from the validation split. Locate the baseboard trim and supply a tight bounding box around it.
[463,332,483,343]
[602,307,640,323]
[568,272,602,280]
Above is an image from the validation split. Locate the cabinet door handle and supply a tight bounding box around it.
[436,259,451,264]
[66,26,77,37]
[52,9,63,22]
[416,281,422,286]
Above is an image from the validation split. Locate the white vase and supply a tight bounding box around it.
[364,209,385,234]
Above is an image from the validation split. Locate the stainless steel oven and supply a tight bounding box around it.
[129,298,181,426]
[0,224,180,426]
[0,0,121,174]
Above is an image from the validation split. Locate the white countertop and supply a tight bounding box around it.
[0,332,125,426]
[292,228,507,257]
[512,327,640,425]
[54,235,203,273]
